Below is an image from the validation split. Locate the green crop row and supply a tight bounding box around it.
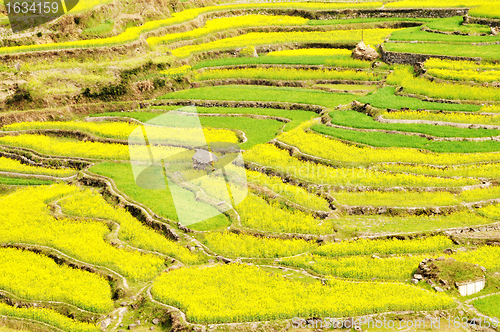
[311,124,500,153]
[329,110,500,138]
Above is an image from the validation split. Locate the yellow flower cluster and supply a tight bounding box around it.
[387,66,500,101]
[458,186,500,203]
[331,190,458,207]
[0,302,99,332]
[0,185,165,281]
[386,0,496,8]
[151,263,454,324]
[427,68,500,84]
[383,110,500,126]
[277,124,500,165]
[469,3,500,19]
[3,121,239,145]
[159,65,193,77]
[148,15,308,47]
[481,104,500,113]
[59,189,201,264]
[0,134,130,160]
[374,162,500,179]
[454,246,500,271]
[282,254,430,280]
[0,156,76,177]
[201,231,315,258]
[314,236,453,257]
[0,247,113,313]
[245,143,479,186]
[171,29,397,57]
[266,48,352,57]
[236,194,335,234]
[247,169,330,211]
[425,58,500,72]
[195,67,381,81]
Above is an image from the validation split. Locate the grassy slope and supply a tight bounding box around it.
[473,294,500,318]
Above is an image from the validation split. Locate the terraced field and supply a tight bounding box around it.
[1,0,500,331]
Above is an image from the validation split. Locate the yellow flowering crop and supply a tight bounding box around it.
[383,110,500,126]
[282,254,432,280]
[247,169,330,211]
[148,15,308,47]
[266,48,352,57]
[0,185,165,281]
[387,66,500,101]
[386,0,497,8]
[3,121,239,145]
[374,162,500,179]
[331,190,458,207]
[201,231,315,258]
[0,156,76,177]
[0,2,383,55]
[159,65,193,77]
[0,247,113,313]
[171,29,397,57]
[277,124,500,165]
[427,68,500,84]
[236,194,335,234]
[0,302,99,332]
[151,264,454,324]
[245,143,479,186]
[194,67,381,81]
[425,58,500,71]
[59,189,202,264]
[314,236,454,257]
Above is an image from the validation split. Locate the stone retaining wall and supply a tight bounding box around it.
[465,15,500,28]
[380,43,481,65]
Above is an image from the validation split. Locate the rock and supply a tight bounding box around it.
[352,41,379,61]
[434,286,444,292]
[413,62,427,75]
[443,248,456,255]
[480,266,487,273]
[152,318,160,325]
[101,318,112,330]
[439,279,449,287]
[135,320,140,325]
[411,278,419,284]
[436,256,445,261]
[120,302,128,307]
[427,279,435,285]
[150,327,155,331]
[371,255,381,259]
[414,274,423,280]
[491,27,500,36]
[128,324,136,330]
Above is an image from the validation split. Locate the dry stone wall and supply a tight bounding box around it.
[380,44,481,65]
